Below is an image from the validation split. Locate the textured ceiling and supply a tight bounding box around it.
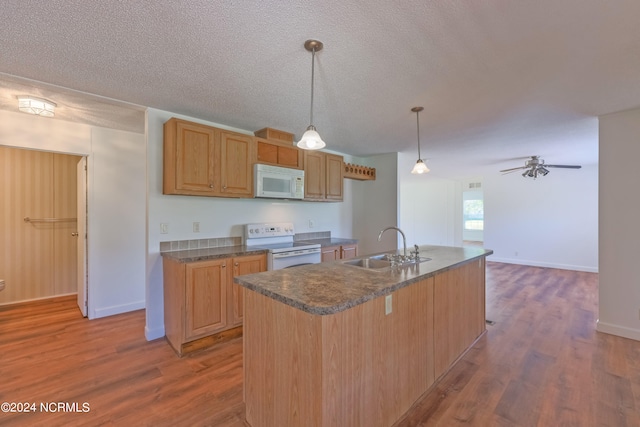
[1,0,638,178]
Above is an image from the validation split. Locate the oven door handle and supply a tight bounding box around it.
[272,248,321,259]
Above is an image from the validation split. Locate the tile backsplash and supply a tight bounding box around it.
[160,236,242,253]
[294,231,331,241]
[160,231,331,253]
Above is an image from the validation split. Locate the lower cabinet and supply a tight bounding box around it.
[163,253,266,356]
[433,257,486,378]
[321,243,358,262]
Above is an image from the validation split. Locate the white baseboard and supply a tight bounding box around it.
[145,324,165,341]
[488,257,598,273]
[92,300,145,319]
[596,321,640,342]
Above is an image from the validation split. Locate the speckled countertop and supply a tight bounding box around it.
[161,245,267,263]
[234,245,493,315]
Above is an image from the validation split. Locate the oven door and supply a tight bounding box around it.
[269,248,322,270]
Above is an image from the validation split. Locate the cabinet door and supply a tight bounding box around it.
[185,259,228,340]
[256,139,303,169]
[164,119,218,195]
[278,145,303,169]
[256,139,279,164]
[231,254,267,326]
[304,151,326,200]
[321,245,340,262]
[325,153,344,201]
[340,244,358,260]
[220,131,254,197]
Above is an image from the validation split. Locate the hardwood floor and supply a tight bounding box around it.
[0,262,638,426]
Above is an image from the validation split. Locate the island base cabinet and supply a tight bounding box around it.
[434,258,486,378]
[243,277,435,427]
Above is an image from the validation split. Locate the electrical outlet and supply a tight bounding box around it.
[309,219,315,228]
[385,295,392,315]
[193,222,200,233]
[160,223,169,234]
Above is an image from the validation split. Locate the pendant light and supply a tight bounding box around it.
[410,106,429,174]
[297,40,326,150]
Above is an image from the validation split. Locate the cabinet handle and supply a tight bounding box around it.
[209,184,214,188]
[234,262,239,266]
[222,264,226,268]
[223,186,227,190]
[71,232,79,237]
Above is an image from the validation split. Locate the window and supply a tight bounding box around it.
[463,199,484,231]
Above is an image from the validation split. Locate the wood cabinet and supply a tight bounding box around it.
[184,259,228,340]
[304,151,344,201]
[229,254,266,326]
[163,118,254,198]
[163,253,266,356]
[244,276,436,427]
[433,257,486,379]
[321,243,358,262]
[243,255,487,427]
[256,138,303,169]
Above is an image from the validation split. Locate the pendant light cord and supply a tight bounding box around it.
[310,47,316,127]
[416,109,421,159]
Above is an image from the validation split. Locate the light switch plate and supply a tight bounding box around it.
[385,295,392,315]
[160,223,169,234]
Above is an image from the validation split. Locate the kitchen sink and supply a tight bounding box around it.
[342,254,431,271]
[343,257,392,269]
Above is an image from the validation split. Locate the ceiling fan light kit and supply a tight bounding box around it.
[410,106,430,175]
[501,156,581,179]
[297,39,326,151]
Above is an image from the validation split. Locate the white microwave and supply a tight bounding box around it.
[254,164,305,200]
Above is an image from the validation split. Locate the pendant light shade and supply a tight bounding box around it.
[410,106,430,174]
[297,40,326,150]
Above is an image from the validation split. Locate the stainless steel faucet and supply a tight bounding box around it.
[377,226,407,259]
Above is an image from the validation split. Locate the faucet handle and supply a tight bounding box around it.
[410,244,420,259]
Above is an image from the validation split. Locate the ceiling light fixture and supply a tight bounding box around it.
[410,106,429,174]
[17,96,56,117]
[297,40,326,150]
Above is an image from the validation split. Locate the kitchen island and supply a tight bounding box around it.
[234,245,493,427]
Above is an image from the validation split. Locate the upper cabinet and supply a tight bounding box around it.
[304,151,344,202]
[256,138,303,170]
[163,118,254,198]
[254,127,303,170]
[220,131,254,197]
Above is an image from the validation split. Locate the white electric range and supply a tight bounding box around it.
[244,222,321,270]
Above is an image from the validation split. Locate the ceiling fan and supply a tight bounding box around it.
[500,156,581,179]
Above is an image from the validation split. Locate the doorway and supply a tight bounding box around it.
[0,146,87,315]
[462,183,484,246]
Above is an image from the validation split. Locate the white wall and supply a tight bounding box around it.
[398,152,462,249]
[484,164,598,272]
[396,150,598,272]
[598,107,640,341]
[0,110,146,318]
[145,108,356,340]
[352,153,398,255]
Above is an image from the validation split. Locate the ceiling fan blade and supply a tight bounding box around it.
[544,165,582,169]
[499,166,527,173]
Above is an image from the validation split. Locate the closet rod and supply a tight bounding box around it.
[23,217,77,223]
